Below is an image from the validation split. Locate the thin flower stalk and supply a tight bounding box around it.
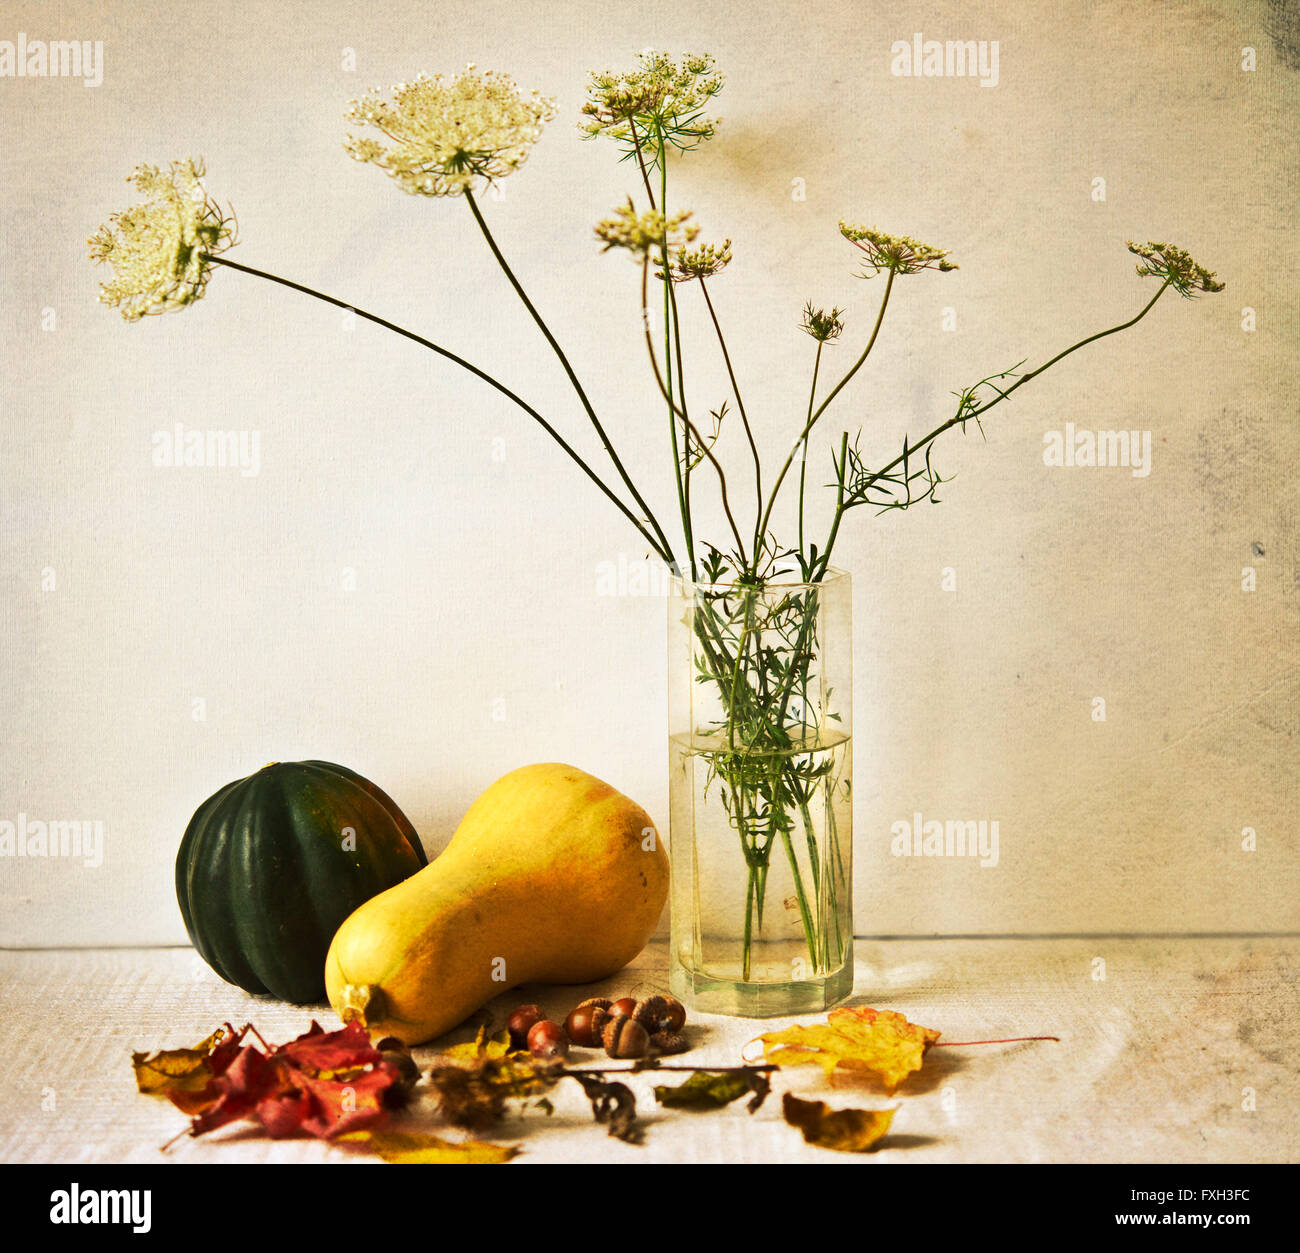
[757,266,898,547]
[697,276,764,547]
[637,259,747,561]
[626,121,693,578]
[813,275,1180,581]
[206,256,670,561]
[797,341,826,559]
[462,187,676,566]
[657,124,696,577]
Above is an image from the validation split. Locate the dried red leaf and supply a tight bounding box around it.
[190,1043,279,1136]
[275,1020,377,1072]
[145,1019,414,1143]
[286,1064,402,1138]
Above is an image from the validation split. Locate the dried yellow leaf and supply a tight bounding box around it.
[443,1024,519,1062]
[342,1129,520,1164]
[755,1007,940,1092]
[131,1030,224,1096]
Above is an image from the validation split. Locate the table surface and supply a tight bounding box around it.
[1,937,1295,1164]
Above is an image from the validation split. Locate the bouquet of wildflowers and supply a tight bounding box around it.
[90,52,1222,986]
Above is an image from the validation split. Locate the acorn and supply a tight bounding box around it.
[564,997,613,1048]
[527,1019,569,1061]
[603,1015,650,1059]
[632,995,687,1035]
[649,1030,690,1056]
[506,1003,546,1050]
[375,1037,421,1087]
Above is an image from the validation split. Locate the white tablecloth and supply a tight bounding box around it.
[1,937,1294,1163]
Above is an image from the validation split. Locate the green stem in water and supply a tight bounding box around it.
[742,863,756,982]
[778,823,818,968]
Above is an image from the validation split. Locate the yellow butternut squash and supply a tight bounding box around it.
[324,762,668,1044]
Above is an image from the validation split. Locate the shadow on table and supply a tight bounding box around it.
[880,1134,944,1151]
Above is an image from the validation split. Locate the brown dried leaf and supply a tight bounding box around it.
[132,1024,245,1112]
[569,1072,641,1144]
[782,1093,895,1152]
[427,1053,559,1131]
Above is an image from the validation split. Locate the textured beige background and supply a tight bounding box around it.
[1,0,1296,944]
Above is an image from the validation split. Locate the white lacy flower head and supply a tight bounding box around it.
[581,50,723,162]
[87,159,235,321]
[344,66,557,197]
[1127,240,1224,297]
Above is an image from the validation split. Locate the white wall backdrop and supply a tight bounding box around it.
[1,0,1296,945]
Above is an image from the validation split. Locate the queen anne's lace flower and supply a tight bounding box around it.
[581,51,723,161]
[839,222,957,277]
[668,239,732,282]
[87,159,235,321]
[344,67,557,197]
[1127,241,1223,297]
[801,303,845,343]
[594,199,699,260]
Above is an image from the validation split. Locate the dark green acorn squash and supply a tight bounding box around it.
[176,760,427,1003]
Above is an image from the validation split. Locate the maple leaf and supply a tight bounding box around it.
[132,1024,248,1115]
[141,1020,416,1142]
[263,1062,403,1139]
[755,1007,941,1092]
[189,1043,279,1136]
[782,1093,895,1152]
[275,1020,384,1072]
[342,1129,520,1164]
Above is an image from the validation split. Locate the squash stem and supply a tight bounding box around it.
[338,982,384,1028]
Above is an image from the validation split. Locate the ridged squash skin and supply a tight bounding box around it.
[325,763,668,1044]
[176,760,427,1003]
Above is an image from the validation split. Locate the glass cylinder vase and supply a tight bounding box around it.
[668,569,853,1017]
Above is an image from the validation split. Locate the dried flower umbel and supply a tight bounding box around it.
[838,222,958,277]
[581,50,723,166]
[1127,240,1225,297]
[667,238,732,283]
[344,66,557,197]
[595,198,699,260]
[801,303,845,343]
[87,159,235,321]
